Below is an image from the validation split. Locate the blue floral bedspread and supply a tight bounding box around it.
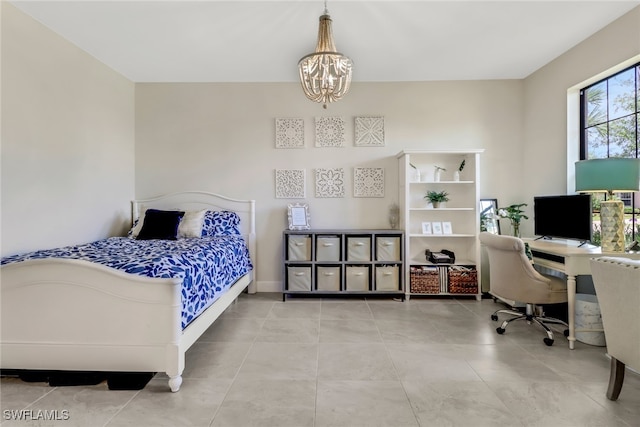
[1,237,253,329]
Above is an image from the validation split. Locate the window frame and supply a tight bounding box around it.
[579,62,640,246]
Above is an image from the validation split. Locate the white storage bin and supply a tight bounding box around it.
[575,293,606,347]
[375,266,399,291]
[316,266,341,291]
[376,236,401,261]
[347,237,371,261]
[346,266,370,291]
[287,266,312,291]
[316,236,341,261]
[287,235,311,261]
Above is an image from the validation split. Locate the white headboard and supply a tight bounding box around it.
[131,191,256,292]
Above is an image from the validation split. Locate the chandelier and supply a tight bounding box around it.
[298,2,353,108]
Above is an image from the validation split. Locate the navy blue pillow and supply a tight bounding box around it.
[137,209,185,240]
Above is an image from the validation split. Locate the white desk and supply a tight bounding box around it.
[523,238,640,349]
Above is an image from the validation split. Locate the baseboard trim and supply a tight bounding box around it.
[256,281,281,293]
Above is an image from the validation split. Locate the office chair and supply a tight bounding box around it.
[480,232,569,346]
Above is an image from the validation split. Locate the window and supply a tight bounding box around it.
[580,62,639,246]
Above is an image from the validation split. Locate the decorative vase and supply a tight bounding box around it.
[411,168,421,183]
[453,171,460,181]
[511,222,521,238]
[434,170,441,182]
[388,204,399,229]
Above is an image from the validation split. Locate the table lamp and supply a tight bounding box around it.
[575,158,640,252]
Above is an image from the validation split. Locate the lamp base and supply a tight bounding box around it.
[600,200,625,253]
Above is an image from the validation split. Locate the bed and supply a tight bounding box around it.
[0,191,256,392]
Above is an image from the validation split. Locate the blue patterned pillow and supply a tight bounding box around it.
[202,211,242,236]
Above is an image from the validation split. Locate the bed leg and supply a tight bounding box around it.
[168,375,183,392]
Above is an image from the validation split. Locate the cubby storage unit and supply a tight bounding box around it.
[283,230,404,300]
[397,150,483,300]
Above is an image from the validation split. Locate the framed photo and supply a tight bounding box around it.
[421,222,432,234]
[442,222,453,235]
[287,203,310,230]
[432,221,443,235]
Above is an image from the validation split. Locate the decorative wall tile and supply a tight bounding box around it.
[354,167,385,198]
[315,117,345,147]
[355,116,385,146]
[275,169,306,198]
[315,168,345,198]
[275,118,304,148]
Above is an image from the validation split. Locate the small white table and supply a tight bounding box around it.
[523,238,640,349]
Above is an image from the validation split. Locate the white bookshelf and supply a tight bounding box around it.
[397,149,484,300]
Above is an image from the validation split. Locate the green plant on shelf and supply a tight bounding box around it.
[425,190,449,208]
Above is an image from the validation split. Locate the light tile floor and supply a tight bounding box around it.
[1,293,639,427]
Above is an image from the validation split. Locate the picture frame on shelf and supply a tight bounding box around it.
[421,222,432,234]
[287,203,310,230]
[432,221,443,235]
[442,222,453,235]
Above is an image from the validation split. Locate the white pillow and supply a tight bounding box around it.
[177,209,207,238]
[128,207,147,238]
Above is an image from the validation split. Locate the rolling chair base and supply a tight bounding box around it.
[491,303,569,346]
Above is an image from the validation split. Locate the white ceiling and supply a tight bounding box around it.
[10,0,640,83]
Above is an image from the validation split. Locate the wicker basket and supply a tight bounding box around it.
[448,267,478,294]
[410,266,440,294]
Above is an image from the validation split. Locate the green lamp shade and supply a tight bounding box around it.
[575,158,640,193]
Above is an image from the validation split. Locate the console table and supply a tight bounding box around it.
[523,238,640,349]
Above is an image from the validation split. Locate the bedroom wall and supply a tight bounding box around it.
[135,81,524,290]
[1,3,136,257]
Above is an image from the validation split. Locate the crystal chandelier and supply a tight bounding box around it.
[298,1,353,109]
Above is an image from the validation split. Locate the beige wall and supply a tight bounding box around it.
[521,6,640,236]
[135,81,524,290]
[1,3,135,257]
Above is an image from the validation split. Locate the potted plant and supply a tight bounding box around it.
[425,190,450,208]
[497,203,528,237]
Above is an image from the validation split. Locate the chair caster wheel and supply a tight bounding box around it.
[496,327,505,335]
[544,338,554,346]
[563,329,569,337]
[491,314,498,321]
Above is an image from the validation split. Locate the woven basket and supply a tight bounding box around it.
[410,266,440,294]
[448,267,478,294]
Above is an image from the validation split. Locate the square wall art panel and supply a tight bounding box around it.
[315,168,345,198]
[354,167,385,198]
[275,169,306,198]
[315,117,345,147]
[355,116,385,146]
[275,118,304,148]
